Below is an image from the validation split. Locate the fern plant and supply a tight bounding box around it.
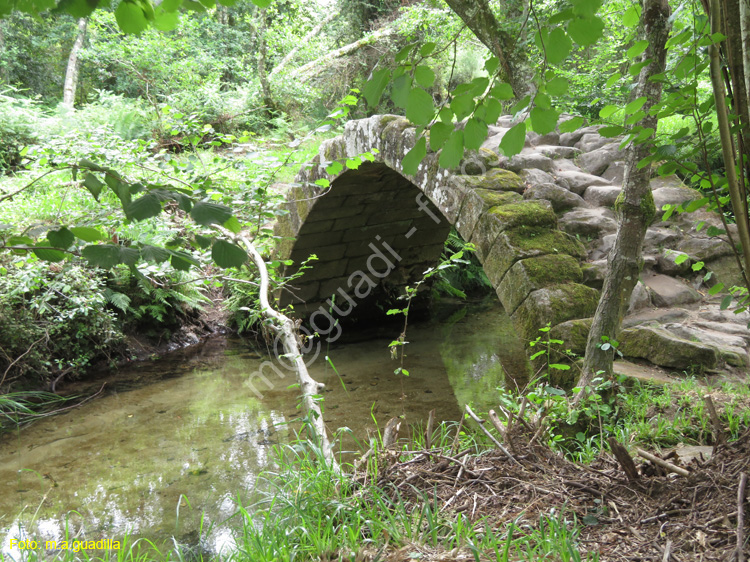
[433,228,492,298]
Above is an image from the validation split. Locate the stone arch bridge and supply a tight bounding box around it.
[274,114,599,346]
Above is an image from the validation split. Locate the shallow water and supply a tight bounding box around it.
[0,298,527,558]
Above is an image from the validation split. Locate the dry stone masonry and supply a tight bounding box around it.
[275,114,749,375]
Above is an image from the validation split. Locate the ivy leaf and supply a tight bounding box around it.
[402,137,427,176]
[438,130,464,169]
[530,107,560,135]
[414,65,436,88]
[82,244,123,268]
[498,122,526,157]
[546,27,573,64]
[363,68,390,107]
[70,226,103,242]
[190,202,232,226]
[464,118,488,151]
[47,227,75,249]
[212,239,248,269]
[429,122,453,151]
[405,88,434,126]
[568,16,604,46]
[126,193,163,221]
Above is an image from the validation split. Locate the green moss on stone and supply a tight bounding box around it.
[488,202,557,230]
[549,318,593,355]
[506,226,586,258]
[619,326,718,370]
[474,189,522,208]
[458,168,525,192]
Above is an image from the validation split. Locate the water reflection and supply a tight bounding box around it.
[0,298,527,558]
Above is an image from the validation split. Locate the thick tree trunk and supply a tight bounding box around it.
[62,18,87,108]
[577,0,671,394]
[269,10,340,79]
[443,0,530,98]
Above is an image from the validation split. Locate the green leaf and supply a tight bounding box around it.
[47,227,75,249]
[391,74,412,109]
[223,216,242,234]
[483,98,503,125]
[140,245,170,263]
[190,202,232,226]
[395,43,415,63]
[153,7,179,31]
[599,105,619,119]
[530,107,559,135]
[464,118,488,151]
[691,261,705,272]
[625,96,647,114]
[70,227,103,242]
[405,88,434,126]
[414,65,436,89]
[559,116,584,133]
[420,42,436,56]
[499,122,526,157]
[546,27,572,64]
[82,244,123,268]
[126,193,163,221]
[438,130,464,169]
[627,40,649,59]
[168,249,199,271]
[546,76,569,95]
[623,5,641,27]
[450,94,475,121]
[212,239,248,269]
[674,253,689,265]
[550,363,572,371]
[708,282,724,296]
[599,125,625,137]
[33,247,66,262]
[721,295,733,310]
[567,16,604,46]
[429,122,452,151]
[83,173,104,201]
[194,235,213,250]
[120,247,139,266]
[326,161,344,176]
[572,0,601,18]
[605,73,621,88]
[363,68,390,107]
[402,137,427,176]
[251,0,272,6]
[115,1,149,34]
[484,56,500,75]
[490,83,515,100]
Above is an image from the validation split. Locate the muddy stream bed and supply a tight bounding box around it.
[0,298,528,557]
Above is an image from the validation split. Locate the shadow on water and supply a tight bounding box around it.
[0,297,528,558]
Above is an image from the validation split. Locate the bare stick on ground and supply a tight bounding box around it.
[464,405,518,465]
[737,472,747,562]
[636,448,689,477]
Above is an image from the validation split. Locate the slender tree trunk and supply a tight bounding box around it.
[577,0,671,394]
[256,9,275,116]
[0,22,7,85]
[741,0,750,110]
[443,0,530,97]
[63,18,87,108]
[269,10,340,79]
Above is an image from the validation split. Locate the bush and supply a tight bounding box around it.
[0,89,42,171]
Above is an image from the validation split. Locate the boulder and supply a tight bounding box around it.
[511,283,600,341]
[523,182,588,212]
[662,324,748,366]
[677,237,735,261]
[643,274,702,307]
[549,317,593,355]
[652,186,702,214]
[554,159,584,173]
[559,125,604,147]
[629,281,652,313]
[528,131,561,146]
[602,161,626,184]
[583,185,622,207]
[581,259,608,288]
[559,207,618,238]
[535,145,581,159]
[619,326,719,370]
[554,169,611,195]
[502,151,556,173]
[575,132,616,152]
[643,227,683,253]
[650,174,685,189]
[519,168,557,187]
[577,143,625,176]
[656,249,692,275]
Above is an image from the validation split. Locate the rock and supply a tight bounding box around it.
[613,360,676,384]
[662,324,748,366]
[629,281,652,313]
[584,185,622,207]
[582,259,608,288]
[650,174,685,189]
[657,249,692,275]
[554,170,612,195]
[559,125,604,147]
[619,326,719,370]
[534,145,581,159]
[643,274,702,307]
[705,255,746,289]
[553,159,582,173]
[459,148,501,174]
[622,308,691,328]
[503,151,555,173]
[480,127,511,153]
[602,161,626,184]
[652,186,702,214]
[519,168,557,187]
[559,207,618,238]
[456,168,525,193]
[497,254,584,314]
[677,236,736,262]
[575,132,615,152]
[578,143,625,176]
[591,233,617,260]
[523,182,588,212]
[692,321,750,344]
[643,227,683,253]
[511,283,600,341]
[549,317,593,355]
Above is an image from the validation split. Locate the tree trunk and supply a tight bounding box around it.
[256,9,275,116]
[62,18,87,108]
[577,0,671,394]
[742,0,750,111]
[269,10,340,79]
[443,0,530,98]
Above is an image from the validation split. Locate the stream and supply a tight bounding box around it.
[0,297,528,558]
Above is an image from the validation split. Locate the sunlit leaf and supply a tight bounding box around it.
[464,118,488,151]
[546,27,573,64]
[438,130,464,169]
[498,122,526,157]
[402,136,427,176]
[405,88,434,126]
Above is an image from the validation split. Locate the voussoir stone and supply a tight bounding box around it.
[559,207,618,238]
[523,182,588,212]
[619,326,719,370]
[643,274,702,307]
[584,185,622,207]
[554,170,612,195]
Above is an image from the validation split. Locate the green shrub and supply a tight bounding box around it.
[0,88,42,171]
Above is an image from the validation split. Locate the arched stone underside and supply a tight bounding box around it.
[275,115,599,344]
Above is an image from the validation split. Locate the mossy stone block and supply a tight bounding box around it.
[619,326,718,370]
[474,189,523,208]
[487,201,557,232]
[498,254,584,314]
[549,318,593,356]
[456,168,525,192]
[510,283,600,342]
